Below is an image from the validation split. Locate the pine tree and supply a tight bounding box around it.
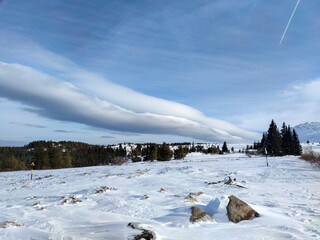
[63,150,73,168]
[281,123,293,155]
[33,145,49,169]
[145,144,158,161]
[47,143,55,168]
[174,145,186,160]
[292,129,302,156]
[48,143,63,169]
[261,133,267,150]
[190,142,196,152]
[3,155,19,170]
[131,146,141,162]
[286,125,293,155]
[222,141,229,153]
[265,120,283,156]
[33,145,45,169]
[158,142,173,161]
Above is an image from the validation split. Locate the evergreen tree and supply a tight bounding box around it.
[63,150,73,168]
[115,145,126,157]
[261,133,267,150]
[145,143,158,161]
[158,142,173,161]
[131,146,141,162]
[222,141,229,153]
[292,129,302,156]
[281,123,293,155]
[48,143,63,169]
[3,155,19,170]
[33,145,49,169]
[174,145,186,160]
[265,120,283,156]
[47,143,55,168]
[190,142,196,152]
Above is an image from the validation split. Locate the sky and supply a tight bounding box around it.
[0,0,319,146]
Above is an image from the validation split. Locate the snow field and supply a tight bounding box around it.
[0,153,319,240]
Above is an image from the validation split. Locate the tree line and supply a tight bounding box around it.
[253,120,302,156]
[0,141,230,171]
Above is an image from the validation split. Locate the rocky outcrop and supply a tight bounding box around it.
[189,206,214,223]
[227,195,259,223]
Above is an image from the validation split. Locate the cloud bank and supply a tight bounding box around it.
[0,62,259,142]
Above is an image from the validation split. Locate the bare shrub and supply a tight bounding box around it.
[132,156,142,163]
[111,157,127,165]
[245,150,261,157]
[300,150,320,167]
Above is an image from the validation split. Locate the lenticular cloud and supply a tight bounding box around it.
[0,62,259,142]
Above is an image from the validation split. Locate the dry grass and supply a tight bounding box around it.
[300,150,320,168]
[111,157,127,165]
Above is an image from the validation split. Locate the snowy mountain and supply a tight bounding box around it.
[294,122,320,143]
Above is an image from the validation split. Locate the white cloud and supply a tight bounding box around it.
[0,62,259,142]
[0,31,259,142]
[234,78,320,131]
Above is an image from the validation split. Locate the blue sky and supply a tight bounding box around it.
[0,0,319,146]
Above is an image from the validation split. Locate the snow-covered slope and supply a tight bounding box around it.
[1,153,319,240]
[294,122,320,143]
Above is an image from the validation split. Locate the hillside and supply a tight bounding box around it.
[1,153,319,239]
[294,122,320,143]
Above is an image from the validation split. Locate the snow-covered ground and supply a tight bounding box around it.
[1,153,319,240]
[302,143,320,153]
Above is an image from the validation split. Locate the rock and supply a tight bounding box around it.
[190,206,214,223]
[135,172,145,177]
[143,194,150,199]
[134,230,154,240]
[128,222,156,240]
[0,221,21,228]
[224,176,232,184]
[128,222,140,229]
[95,186,117,194]
[185,194,198,204]
[70,196,82,204]
[160,188,166,193]
[227,195,259,223]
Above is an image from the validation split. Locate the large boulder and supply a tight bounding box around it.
[227,195,259,223]
[190,206,214,223]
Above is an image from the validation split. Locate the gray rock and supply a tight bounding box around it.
[128,222,157,240]
[227,195,259,223]
[190,206,214,223]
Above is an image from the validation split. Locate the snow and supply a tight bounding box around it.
[1,153,319,240]
[302,143,320,153]
[294,122,320,143]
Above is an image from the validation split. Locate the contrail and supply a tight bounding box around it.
[279,0,301,45]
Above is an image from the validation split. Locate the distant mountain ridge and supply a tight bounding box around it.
[294,122,320,143]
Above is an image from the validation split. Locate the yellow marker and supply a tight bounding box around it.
[31,162,34,182]
[265,148,268,167]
